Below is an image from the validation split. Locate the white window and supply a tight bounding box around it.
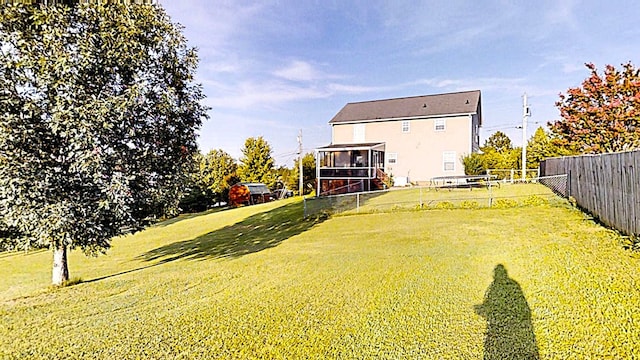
[401,121,410,133]
[387,152,398,164]
[353,124,365,143]
[435,119,446,131]
[443,151,456,171]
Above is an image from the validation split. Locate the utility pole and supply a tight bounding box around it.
[297,129,303,196]
[522,93,530,181]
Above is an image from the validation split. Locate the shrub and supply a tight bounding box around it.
[435,201,455,209]
[522,195,548,206]
[492,198,519,208]
[460,200,480,209]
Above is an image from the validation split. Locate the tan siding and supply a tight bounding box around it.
[331,116,473,183]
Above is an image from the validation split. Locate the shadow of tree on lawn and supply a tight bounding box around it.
[475,264,540,360]
[138,202,325,264]
[151,207,227,229]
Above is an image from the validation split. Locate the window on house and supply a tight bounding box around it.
[353,124,365,142]
[401,121,410,133]
[443,151,456,171]
[435,119,446,131]
[388,153,398,164]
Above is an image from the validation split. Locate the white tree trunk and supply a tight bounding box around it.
[52,245,69,286]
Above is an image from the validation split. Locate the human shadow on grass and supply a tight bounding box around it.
[474,264,540,360]
[138,202,325,264]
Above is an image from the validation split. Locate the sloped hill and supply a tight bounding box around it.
[1,193,639,358]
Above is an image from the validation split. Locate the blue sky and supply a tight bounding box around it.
[160,0,640,166]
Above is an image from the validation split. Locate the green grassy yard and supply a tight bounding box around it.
[1,187,639,359]
[306,182,567,217]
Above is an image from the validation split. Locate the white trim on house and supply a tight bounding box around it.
[469,114,473,155]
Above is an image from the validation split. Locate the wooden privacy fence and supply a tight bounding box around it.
[540,150,640,237]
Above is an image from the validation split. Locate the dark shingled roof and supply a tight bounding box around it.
[329,90,482,125]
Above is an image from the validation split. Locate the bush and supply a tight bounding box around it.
[492,198,519,208]
[179,187,214,213]
[435,201,455,209]
[522,195,548,206]
[460,200,480,209]
[461,153,486,176]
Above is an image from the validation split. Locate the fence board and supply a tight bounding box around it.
[541,150,640,237]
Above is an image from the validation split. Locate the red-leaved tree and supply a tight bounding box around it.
[550,62,640,154]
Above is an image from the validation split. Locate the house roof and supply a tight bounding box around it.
[235,183,271,194]
[329,90,482,125]
[316,142,385,151]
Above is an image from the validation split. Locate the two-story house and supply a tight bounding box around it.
[316,90,482,195]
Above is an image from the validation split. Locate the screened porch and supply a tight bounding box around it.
[315,142,388,195]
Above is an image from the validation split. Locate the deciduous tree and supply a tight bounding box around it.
[178,153,214,213]
[462,131,519,178]
[238,137,275,188]
[526,127,568,169]
[0,3,207,285]
[481,131,513,153]
[201,149,237,203]
[550,62,640,154]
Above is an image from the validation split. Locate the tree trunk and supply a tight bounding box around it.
[52,245,69,286]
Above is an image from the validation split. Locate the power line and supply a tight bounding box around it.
[273,149,298,158]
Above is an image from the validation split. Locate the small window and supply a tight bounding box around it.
[401,121,410,133]
[435,119,446,131]
[443,151,456,171]
[388,153,398,164]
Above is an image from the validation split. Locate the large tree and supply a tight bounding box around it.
[178,152,214,213]
[201,149,237,203]
[526,127,568,169]
[238,137,275,188]
[481,131,513,153]
[0,3,207,285]
[462,131,519,178]
[550,62,640,154]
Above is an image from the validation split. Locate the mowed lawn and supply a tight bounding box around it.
[1,187,639,359]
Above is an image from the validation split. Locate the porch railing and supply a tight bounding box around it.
[319,167,374,178]
[375,168,390,187]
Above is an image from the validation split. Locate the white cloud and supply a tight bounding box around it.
[205,80,330,110]
[161,1,266,49]
[273,60,322,82]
